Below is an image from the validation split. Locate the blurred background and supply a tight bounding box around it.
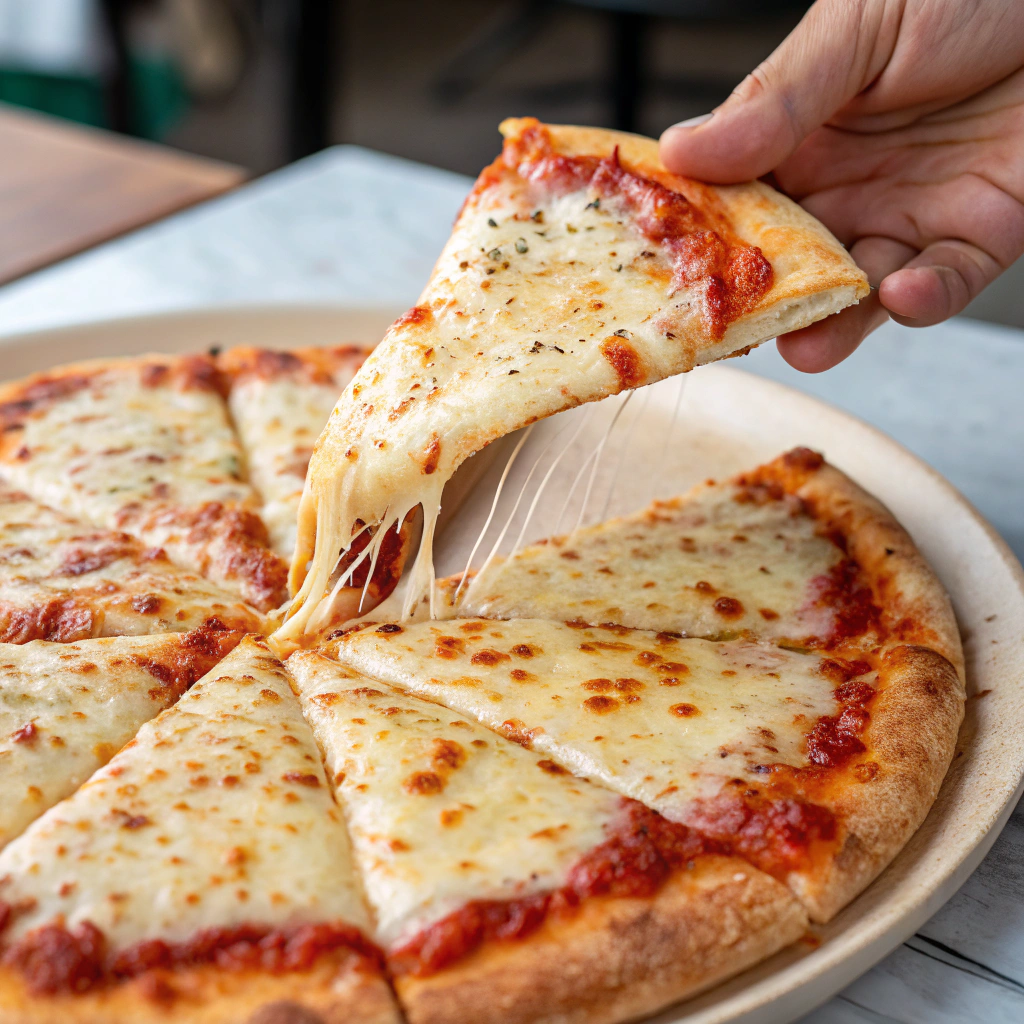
[0,0,1020,326]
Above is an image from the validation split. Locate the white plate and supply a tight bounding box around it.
[1,307,1022,1024]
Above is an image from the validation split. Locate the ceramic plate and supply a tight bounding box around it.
[2,307,1021,1024]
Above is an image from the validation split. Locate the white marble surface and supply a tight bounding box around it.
[1,145,1022,1023]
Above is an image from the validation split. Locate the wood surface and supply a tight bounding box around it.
[0,103,244,285]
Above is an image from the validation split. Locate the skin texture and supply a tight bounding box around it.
[660,0,1024,371]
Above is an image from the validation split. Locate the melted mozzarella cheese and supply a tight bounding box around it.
[225,349,366,559]
[0,484,263,640]
[290,652,619,947]
[0,633,226,849]
[0,637,368,949]
[283,128,863,639]
[0,359,284,608]
[457,481,843,641]
[327,619,844,823]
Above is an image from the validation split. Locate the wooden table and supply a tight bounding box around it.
[0,103,244,285]
[0,146,1021,1023]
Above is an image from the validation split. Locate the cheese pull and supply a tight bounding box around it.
[278,118,867,639]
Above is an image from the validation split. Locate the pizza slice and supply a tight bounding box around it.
[326,613,962,923]
[439,447,954,653]
[218,345,368,559]
[0,636,398,1023]
[0,483,263,642]
[0,625,240,850]
[0,355,287,612]
[288,650,807,1024]
[281,117,868,637]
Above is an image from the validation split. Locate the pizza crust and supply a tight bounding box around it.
[793,643,963,922]
[0,955,399,1024]
[743,450,965,920]
[743,449,963,679]
[395,857,807,1024]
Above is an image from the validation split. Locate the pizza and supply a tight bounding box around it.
[0,120,964,1024]
[0,637,398,1023]
[0,355,288,613]
[218,346,368,560]
[0,625,241,851]
[297,447,963,1021]
[0,483,263,642]
[281,117,868,639]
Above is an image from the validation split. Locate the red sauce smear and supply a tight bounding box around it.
[499,121,773,339]
[0,918,381,996]
[805,559,882,647]
[390,795,833,977]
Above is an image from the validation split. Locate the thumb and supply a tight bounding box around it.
[659,0,893,183]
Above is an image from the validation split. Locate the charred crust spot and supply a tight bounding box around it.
[281,772,320,787]
[471,649,510,666]
[393,305,432,331]
[420,435,442,475]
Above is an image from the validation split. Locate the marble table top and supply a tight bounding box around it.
[0,145,1021,1024]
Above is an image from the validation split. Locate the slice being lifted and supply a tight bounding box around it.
[0,625,240,850]
[0,484,263,642]
[219,345,368,560]
[0,355,288,612]
[0,636,397,1024]
[281,118,868,637]
[288,651,807,1024]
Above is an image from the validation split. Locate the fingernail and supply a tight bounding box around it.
[669,113,713,130]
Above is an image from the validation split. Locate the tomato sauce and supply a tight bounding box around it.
[0,917,381,996]
[390,795,833,977]
[499,121,773,338]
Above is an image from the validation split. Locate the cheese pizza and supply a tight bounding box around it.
[218,346,368,559]
[0,355,287,612]
[282,117,868,638]
[0,120,965,1024]
[0,483,262,642]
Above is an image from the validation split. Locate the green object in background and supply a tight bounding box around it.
[0,55,188,140]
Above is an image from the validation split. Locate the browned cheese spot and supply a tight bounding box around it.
[583,695,620,714]
[403,771,445,796]
[669,703,700,717]
[599,336,645,389]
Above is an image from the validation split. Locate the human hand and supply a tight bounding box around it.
[660,0,1024,371]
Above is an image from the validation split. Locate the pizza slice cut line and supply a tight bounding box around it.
[0,636,399,1024]
[288,651,808,1024]
[0,354,289,613]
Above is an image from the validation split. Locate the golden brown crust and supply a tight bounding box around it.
[395,857,807,1024]
[742,449,965,921]
[500,118,870,359]
[792,644,964,922]
[0,957,399,1024]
